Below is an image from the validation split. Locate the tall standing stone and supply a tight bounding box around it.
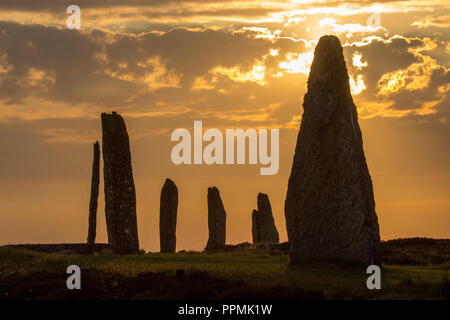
[160,178,178,253]
[252,193,279,244]
[87,141,100,245]
[101,111,139,254]
[284,35,381,266]
[206,187,226,250]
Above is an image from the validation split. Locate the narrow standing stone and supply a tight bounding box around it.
[87,141,100,245]
[206,186,226,250]
[252,193,279,244]
[101,111,139,254]
[284,35,381,266]
[251,209,260,243]
[160,178,178,253]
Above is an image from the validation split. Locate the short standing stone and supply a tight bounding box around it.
[160,178,178,253]
[284,35,381,265]
[101,111,139,254]
[206,186,226,250]
[252,193,279,244]
[87,141,100,245]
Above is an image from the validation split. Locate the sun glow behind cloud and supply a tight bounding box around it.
[352,52,368,70]
[104,57,181,91]
[279,52,314,75]
[350,75,366,95]
[211,61,266,86]
[377,47,443,96]
[319,17,384,37]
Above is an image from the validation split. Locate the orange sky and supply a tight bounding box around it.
[0,0,449,251]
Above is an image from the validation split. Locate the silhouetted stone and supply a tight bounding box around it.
[206,187,226,250]
[284,35,381,266]
[252,193,279,244]
[251,209,259,243]
[101,111,139,254]
[87,141,100,245]
[160,178,178,253]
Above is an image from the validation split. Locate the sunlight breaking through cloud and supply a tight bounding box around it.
[352,52,368,69]
[210,61,266,86]
[279,52,314,75]
[350,74,366,95]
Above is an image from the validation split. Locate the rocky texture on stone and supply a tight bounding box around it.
[101,112,139,254]
[252,193,279,244]
[206,187,226,250]
[160,178,178,253]
[87,141,100,245]
[284,35,381,266]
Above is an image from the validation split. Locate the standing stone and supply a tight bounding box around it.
[252,193,279,244]
[101,111,139,254]
[160,178,178,253]
[251,209,259,243]
[206,187,226,250]
[87,141,100,245]
[284,35,381,266]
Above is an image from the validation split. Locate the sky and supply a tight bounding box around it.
[0,0,449,251]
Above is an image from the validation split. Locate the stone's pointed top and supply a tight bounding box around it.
[257,193,272,214]
[314,35,343,62]
[162,178,177,192]
[208,186,219,194]
[317,34,341,49]
[164,178,176,186]
[101,111,120,118]
[101,112,128,135]
[307,34,349,92]
[257,192,268,204]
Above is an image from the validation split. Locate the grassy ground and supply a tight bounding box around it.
[0,248,449,300]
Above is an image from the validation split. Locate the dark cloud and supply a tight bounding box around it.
[345,37,422,90]
[343,36,449,118]
[0,20,312,126]
[105,28,272,82]
[0,22,126,105]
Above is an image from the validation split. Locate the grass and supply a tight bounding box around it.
[0,248,449,299]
